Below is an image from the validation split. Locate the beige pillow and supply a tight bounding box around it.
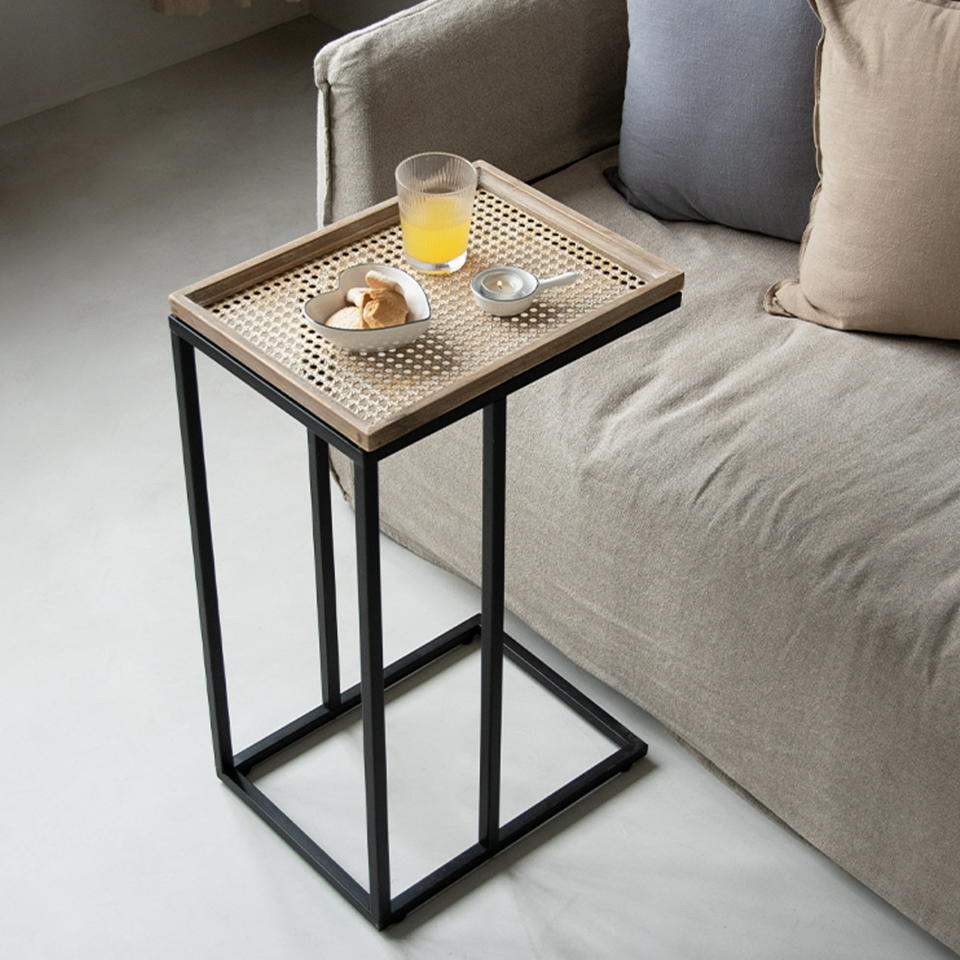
[765,0,960,340]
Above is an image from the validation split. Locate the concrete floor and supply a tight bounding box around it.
[1,18,956,960]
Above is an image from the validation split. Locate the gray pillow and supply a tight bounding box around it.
[606,0,821,241]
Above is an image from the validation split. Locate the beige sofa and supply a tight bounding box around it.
[313,0,960,952]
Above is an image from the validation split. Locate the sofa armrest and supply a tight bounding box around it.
[314,0,628,225]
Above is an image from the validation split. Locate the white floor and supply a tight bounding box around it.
[1,19,956,960]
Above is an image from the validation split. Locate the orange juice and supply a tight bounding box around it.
[399,194,471,268]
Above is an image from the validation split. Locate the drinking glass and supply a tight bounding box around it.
[395,153,478,274]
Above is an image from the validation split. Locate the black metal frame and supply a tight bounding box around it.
[170,290,679,929]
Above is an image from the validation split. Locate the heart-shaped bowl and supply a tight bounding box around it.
[302,263,432,352]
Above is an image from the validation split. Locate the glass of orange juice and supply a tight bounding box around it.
[395,153,477,274]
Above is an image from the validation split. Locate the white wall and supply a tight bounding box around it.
[309,0,416,33]
[0,0,308,127]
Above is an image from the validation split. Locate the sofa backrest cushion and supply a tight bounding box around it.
[315,0,629,224]
[765,0,960,339]
[607,0,821,241]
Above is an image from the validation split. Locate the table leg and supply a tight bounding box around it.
[171,331,234,777]
[170,317,649,930]
[479,398,506,850]
[308,433,341,709]
[354,455,391,927]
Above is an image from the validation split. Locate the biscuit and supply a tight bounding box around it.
[325,305,364,329]
[346,286,371,309]
[361,289,408,328]
[364,269,401,293]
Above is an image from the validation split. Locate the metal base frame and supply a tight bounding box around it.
[170,301,676,928]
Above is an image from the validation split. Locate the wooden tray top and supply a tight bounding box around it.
[170,161,683,451]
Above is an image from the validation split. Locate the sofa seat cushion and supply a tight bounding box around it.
[333,147,960,953]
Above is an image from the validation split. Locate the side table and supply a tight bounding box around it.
[169,161,683,928]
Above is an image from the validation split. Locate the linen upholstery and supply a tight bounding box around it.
[328,151,960,954]
[313,0,628,224]
[608,0,820,241]
[766,0,960,338]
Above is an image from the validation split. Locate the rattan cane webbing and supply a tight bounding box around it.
[208,189,645,426]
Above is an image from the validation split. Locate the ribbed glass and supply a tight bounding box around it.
[395,153,478,273]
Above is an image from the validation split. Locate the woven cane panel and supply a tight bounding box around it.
[208,189,645,428]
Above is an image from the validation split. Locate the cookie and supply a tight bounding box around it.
[325,305,364,329]
[346,286,371,309]
[364,269,401,293]
[361,289,408,328]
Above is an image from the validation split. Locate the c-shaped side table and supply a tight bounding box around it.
[169,160,683,928]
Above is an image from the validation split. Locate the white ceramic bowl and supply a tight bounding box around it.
[302,263,431,352]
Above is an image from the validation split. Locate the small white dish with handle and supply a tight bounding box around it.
[470,266,580,317]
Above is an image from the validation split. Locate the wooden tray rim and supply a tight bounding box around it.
[169,161,684,451]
